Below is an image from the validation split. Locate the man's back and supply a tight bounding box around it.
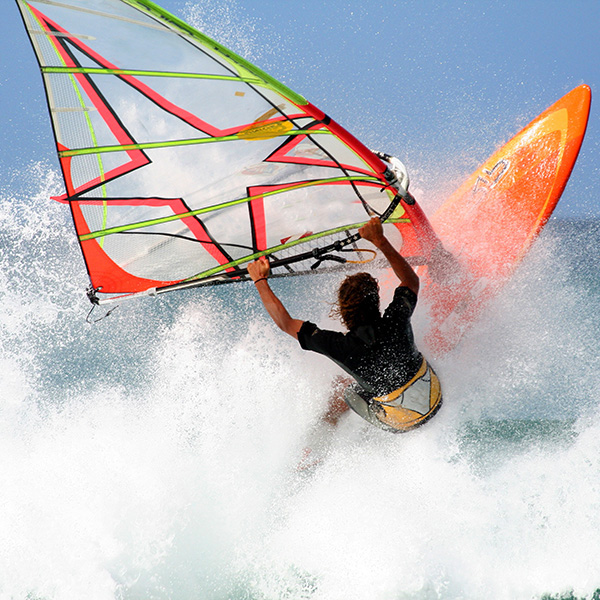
[298,286,423,396]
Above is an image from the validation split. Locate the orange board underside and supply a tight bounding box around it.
[419,85,591,356]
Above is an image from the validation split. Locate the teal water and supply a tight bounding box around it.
[2,162,600,600]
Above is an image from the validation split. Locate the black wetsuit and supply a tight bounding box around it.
[297,286,423,397]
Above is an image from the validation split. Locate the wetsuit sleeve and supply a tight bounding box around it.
[297,321,350,360]
[297,321,318,349]
[382,286,418,321]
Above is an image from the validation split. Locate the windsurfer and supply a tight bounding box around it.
[248,216,442,433]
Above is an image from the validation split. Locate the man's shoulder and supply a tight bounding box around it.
[382,286,418,320]
[393,285,418,302]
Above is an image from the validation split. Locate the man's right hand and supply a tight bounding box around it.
[359,216,420,294]
[359,216,385,248]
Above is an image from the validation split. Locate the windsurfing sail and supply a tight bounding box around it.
[15,0,440,305]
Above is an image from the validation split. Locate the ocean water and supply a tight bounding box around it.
[2,162,600,600]
[5,2,600,597]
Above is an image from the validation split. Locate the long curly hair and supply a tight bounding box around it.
[331,272,381,330]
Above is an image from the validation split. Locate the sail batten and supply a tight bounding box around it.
[42,66,265,83]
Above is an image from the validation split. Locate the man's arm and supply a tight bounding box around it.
[247,256,304,339]
[359,217,420,295]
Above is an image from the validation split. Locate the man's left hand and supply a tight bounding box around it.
[247,256,270,281]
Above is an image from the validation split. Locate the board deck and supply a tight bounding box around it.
[418,85,591,356]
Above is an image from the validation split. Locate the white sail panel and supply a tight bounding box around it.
[16,0,434,302]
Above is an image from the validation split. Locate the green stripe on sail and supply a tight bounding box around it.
[186,218,411,280]
[59,129,331,158]
[78,176,382,242]
[42,66,264,85]
[121,0,309,107]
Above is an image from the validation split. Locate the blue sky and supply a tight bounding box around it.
[2,0,599,217]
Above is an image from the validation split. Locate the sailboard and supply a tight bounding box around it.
[15,0,441,306]
[418,85,591,356]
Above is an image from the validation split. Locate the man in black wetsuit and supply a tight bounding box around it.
[247,217,442,432]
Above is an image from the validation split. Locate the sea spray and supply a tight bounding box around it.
[3,149,600,600]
